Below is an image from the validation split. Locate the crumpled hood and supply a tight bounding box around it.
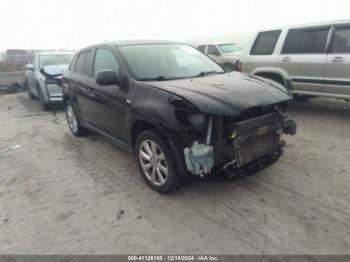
[146,72,291,116]
[40,64,68,77]
[40,64,68,87]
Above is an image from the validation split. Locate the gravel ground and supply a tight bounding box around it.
[0,93,349,254]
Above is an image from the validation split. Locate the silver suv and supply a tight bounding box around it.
[242,20,350,100]
[25,51,73,110]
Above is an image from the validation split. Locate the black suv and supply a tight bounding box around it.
[61,40,296,193]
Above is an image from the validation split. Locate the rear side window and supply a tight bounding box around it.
[75,50,92,75]
[93,48,120,77]
[197,45,206,53]
[331,27,350,53]
[282,27,330,54]
[250,30,281,55]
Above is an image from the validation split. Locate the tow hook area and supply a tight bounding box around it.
[184,142,214,176]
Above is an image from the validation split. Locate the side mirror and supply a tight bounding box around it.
[96,70,118,86]
[25,64,34,71]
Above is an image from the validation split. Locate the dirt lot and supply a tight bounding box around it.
[0,92,349,254]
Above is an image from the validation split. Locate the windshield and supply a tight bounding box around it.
[218,44,242,53]
[39,54,73,68]
[119,44,224,80]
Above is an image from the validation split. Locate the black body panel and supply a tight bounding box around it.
[146,72,291,116]
[61,41,295,179]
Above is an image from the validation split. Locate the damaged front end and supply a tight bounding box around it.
[182,104,296,179]
[40,65,67,102]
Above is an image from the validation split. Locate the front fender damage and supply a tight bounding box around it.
[174,107,296,180]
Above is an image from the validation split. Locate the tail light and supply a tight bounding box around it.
[234,60,243,72]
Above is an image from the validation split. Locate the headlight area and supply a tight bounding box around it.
[187,114,206,130]
[181,114,216,176]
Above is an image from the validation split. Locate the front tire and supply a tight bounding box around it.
[65,100,89,137]
[135,130,181,193]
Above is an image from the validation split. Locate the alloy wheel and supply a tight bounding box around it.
[66,105,78,133]
[139,140,168,186]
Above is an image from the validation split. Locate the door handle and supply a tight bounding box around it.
[332,56,344,62]
[282,56,290,62]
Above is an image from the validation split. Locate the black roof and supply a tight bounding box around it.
[112,40,181,46]
[77,40,186,53]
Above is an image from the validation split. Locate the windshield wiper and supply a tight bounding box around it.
[155,76,186,81]
[196,71,224,77]
[138,71,223,81]
[138,76,186,81]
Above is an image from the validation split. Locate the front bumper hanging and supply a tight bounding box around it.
[183,111,296,178]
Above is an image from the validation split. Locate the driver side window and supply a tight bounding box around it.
[93,48,120,77]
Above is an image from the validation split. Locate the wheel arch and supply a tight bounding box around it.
[130,119,160,148]
[131,118,188,180]
[251,68,290,87]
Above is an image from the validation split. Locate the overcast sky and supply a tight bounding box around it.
[1,0,349,51]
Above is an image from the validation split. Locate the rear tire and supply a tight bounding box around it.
[65,100,89,137]
[135,130,181,193]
